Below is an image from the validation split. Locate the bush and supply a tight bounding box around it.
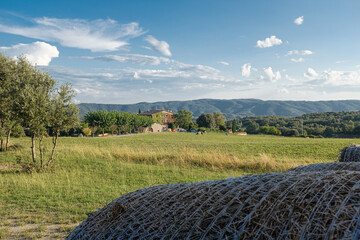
[82,127,92,137]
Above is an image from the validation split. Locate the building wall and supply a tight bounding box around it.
[143,123,168,133]
[152,111,175,125]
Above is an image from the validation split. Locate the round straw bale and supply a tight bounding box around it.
[68,171,360,239]
[339,145,360,162]
[289,162,360,172]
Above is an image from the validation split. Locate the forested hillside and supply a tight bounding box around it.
[238,111,360,137]
[78,99,360,118]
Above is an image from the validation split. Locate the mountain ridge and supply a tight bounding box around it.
[77,99,360,119]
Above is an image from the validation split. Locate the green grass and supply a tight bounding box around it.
[0,133,357,238]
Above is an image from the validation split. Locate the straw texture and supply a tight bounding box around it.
[68,170,360,239]
[340,145,360,162]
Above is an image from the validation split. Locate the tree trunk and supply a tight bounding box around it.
[0,120,4,152]
[47,132,58,167]
[31,135,36,163]
[39,136,44,168]
[5,128,11,151]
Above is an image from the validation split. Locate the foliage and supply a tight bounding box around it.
[259,126,281,135]
[0,54,17,151]
[152,112,163,124]
[196,113,216,128]
[84,110,154,134]
[82,127,92,136]
[196,112,226,130]
[174,110,193,129]
[238,111,360,137]
[0,53,79,168]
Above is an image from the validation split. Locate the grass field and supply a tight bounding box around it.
[0,132,357,239]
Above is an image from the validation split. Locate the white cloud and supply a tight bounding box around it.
[0,17,144,52]
[285,74,296,82]
[304,68,318,79]
[278,87,289,94]
[256,35,282,48]
[218,61,230,66]
[263,67,281,82]
[294,16,304,25]
[287,50,313,56]
[322,70,360,86]
[0,41,59,66]
[82,54,171,65]
[241,63,252,78]
[291,57,304,63]
[145,35,172,57]
[335,60,345,64]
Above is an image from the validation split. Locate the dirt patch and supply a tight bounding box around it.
[0,219,79,239]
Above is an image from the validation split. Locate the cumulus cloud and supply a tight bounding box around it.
[82,54,171,65]
[218,61,230,66]
[0,41,59,66]
[241,63,252,78]
[291,57,304,63]
[0,17,144,52]
[256,36,282,48]
[263,67,281,82]
[286,50,313,56]
[145,35,172,57]
[304,68,318,79]
[294,16,304,25]
[322,70,360,86]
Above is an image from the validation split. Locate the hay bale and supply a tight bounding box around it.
[289,162,360,172]
[68,171,360,239]
[339,144,360,162]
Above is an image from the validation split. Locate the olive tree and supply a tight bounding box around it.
[13,58,56,165]
[0,54,17,151]
[47,83,79,166]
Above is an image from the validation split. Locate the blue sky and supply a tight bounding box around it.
[1,0,360,104]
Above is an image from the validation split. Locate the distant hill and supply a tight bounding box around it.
[78,99,360,119]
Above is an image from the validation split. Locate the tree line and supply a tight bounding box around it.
[0,53,79,169]
[81,110,228,134]
[82,110,154,136]
[232,111,360,137]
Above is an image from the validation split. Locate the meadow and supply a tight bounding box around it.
[0,132,357,239]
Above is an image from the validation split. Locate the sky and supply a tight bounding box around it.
[1,0,360,104]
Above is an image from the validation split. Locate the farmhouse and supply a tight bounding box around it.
[139,110,175,132]
[139,110,175,125]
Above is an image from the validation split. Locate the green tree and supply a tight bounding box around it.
[84,111,99,137]
[0,53,17,151]
[232,119,236,133]
[115,111,130,134]
[246,120,260,134]
[47,83,79,167]
[213,112,226,128]
[13,57,56,165]
[174,110,193,129]
[196,113,216,128]
[95,110,117,135]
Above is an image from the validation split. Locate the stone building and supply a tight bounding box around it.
[139,110,175,133]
